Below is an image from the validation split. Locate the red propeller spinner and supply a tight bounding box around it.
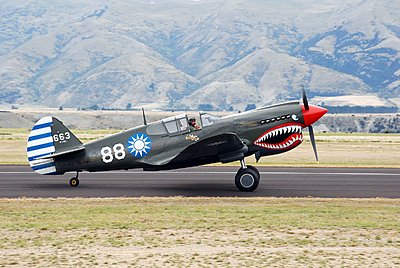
[301,104,328,127]
[300,87,328,162]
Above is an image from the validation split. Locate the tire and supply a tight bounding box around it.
[246,165,260,177]
[235,167,260,192]
[69,177,79,187]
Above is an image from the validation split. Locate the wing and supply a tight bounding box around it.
[168,133,247,164]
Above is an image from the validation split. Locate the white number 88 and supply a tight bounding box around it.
[101,143,126,163]
[101,146,113,163]
[113,143,125,160]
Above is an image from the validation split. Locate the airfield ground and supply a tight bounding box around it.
[0,197,399,267]
[1,129,399,266]
[1,128,399,167]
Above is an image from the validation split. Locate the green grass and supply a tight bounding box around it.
[0,198,399,267]
[1,198,398,231]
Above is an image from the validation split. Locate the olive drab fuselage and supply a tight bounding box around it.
[52,101,307,174]
[27,92,327,192]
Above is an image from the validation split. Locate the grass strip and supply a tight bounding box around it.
[0,197,399,267]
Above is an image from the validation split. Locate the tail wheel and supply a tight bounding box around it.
[235,167,260,192]
[69,177,79,187]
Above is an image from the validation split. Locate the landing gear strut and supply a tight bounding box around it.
[69,172,80,187]
[235,159,260,192]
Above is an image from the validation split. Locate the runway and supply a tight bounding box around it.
[0,165,399,198]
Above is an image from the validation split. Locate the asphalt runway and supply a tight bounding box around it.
[0,165,399,198]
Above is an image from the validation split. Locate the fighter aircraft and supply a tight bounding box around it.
[27,90,327,192]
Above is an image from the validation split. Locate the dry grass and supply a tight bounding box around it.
[0,197,399,267]
[3,128,399,167]
[252,133,400,168]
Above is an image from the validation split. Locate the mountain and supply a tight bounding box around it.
[0,0,399,111]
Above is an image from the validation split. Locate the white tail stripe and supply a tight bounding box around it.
[27,137,54,148]
[27,146,55,158]
[35,116,53,124]
[29,127,52,137]
[28,116,58,175]
[29,158,54,167]
[36,166,56,175]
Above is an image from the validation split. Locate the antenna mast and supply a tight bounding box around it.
[142,107,147,125]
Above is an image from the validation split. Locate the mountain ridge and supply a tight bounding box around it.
[0,0,398,111]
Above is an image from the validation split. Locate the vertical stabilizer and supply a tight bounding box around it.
[27,117,83,175]
[27,117,57,175]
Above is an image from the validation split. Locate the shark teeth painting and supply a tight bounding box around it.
[254,123,304,150]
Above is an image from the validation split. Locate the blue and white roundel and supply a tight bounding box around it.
[127,133,152,158]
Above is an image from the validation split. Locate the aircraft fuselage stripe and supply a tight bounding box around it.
[32,122,52,130]
[36,166,57,175]
[27,137,53,148]
[32,162,55,171]
[28,153,52,162]
[29,158,54,168]
[28,133,52,141]
[27,146,55,158]
[27,142,54,152]
[27,117,57,175]
[29,127,52,137]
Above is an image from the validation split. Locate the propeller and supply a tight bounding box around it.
[301,85,309,110]
[301,87,319,162]
[308,124,318,162]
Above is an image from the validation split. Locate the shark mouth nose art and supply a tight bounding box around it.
[254,123,303,150]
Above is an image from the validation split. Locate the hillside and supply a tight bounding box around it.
[0,0,399,111]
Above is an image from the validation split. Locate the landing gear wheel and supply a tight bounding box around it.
[235,167,260,192]
[246,165,260,177]
[69,177,79,187]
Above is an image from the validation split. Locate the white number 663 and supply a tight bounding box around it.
[53,132,71,142]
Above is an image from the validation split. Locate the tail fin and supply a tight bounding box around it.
[27,117,83,175]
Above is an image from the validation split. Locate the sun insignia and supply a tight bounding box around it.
[127,133,152,158]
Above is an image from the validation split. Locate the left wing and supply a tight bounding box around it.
[168,132,247,164]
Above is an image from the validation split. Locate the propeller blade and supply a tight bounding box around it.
[308,126,318,162]
[302,85,309,110]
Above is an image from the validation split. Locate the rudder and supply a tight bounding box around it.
[27,117,83,175]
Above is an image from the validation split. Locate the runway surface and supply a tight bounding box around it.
[0,165,399,198]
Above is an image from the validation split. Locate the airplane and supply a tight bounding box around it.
[27,89,327,192]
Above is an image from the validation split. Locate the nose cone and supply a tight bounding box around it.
[301,104,328,126]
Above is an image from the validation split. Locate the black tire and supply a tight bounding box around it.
[246,165,260,177]
[69,177,79,187]
[235,167,260,192]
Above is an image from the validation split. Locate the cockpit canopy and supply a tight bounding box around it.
[200,112,220,127]
[146,114,189,136]
[146,112,221,136]
[162,114,189,134]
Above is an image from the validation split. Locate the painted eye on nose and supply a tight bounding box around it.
[292,114,299,121]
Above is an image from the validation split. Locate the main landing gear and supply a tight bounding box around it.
[235,159,260,192]
[69,172,80,187]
